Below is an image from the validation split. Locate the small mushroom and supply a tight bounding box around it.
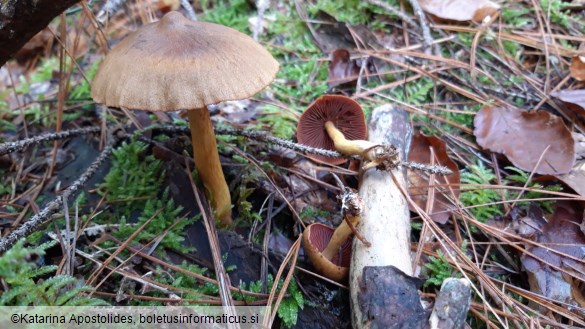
[303,223,353,283]
[302,185,366,283]
[91,11,279,226]
[296,95,368,165]
[297,95,400,170]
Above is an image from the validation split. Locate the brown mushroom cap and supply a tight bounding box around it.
[91,11,279,111]
[302,223,352,283]
[296,95,367,165]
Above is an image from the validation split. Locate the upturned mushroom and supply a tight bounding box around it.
[296,95,398,170]
[91,11,279,226]
[303,223,353,282]
[296,95,368,165]
[302,183,367,282]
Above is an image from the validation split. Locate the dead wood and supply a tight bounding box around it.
[350,104,414,328]
[0,0,81,66]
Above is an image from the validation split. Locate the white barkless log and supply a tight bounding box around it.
[350,104,413,328]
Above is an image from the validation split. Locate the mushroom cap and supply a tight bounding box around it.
[91,11,279,111]
[296,95,367,165]
[302,223,352,283]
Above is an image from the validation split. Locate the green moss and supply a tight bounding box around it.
[100,140,164,217]
[200,0,252,32]
[0,240,107,306]
[460,163,503,222]
[423,250,456,288]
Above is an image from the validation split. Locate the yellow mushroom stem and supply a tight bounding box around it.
[325,120,401,171]
[187,109,232,226]
[324,121,376,157]
[321,214,361,260]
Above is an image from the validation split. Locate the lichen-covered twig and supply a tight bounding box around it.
[252,0,269,40]
[400,161,453,175]
[149,125,452,175]
[0,131,117,253]
[0,126,101,156]
[153,125,347,160]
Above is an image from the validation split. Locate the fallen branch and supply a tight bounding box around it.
[0,126,101,156]
[151,125,452,175]
[0,0,81,66]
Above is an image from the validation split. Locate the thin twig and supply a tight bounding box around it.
[181,0,197,21]
[406,0,434,54]
[331,173,371,247]
[0,126,101,156]
[153,125,347,160]
[400,161,453,175]
[149,124,453,175]
[185,159,237,328]
[0,131,117,253]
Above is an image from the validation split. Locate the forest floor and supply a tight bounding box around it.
[1,0,585,328]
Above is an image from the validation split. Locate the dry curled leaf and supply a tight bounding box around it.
[408,132,460,224]
[554,161,585,197]
[419,0,500,23]
[521,202,585,308]
[487,204,546,239]
[474,107,575,175]
[328,48,359,89]
[551,89,585,114]
[570,56,585,81]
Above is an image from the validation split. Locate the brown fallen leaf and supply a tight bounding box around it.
[554,161,585,197]
[473,106,575,175]
[521,201,585,308]
[551,89,585,114]
[419,0,500,23]
[328,49,359,89]
[408,132,460,224]
[487,204,546,239]
[570,56,585,81]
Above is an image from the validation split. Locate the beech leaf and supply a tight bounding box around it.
[473,107,575,175]
[419,0,500,23]
[554,161,585,197]
[551,89,585,115]
[408,132,460,224]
